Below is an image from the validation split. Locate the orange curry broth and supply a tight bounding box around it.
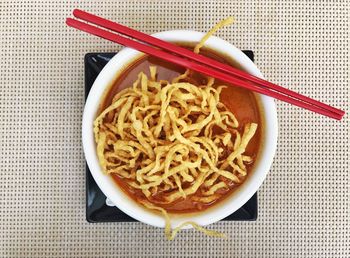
[99,50,261,213]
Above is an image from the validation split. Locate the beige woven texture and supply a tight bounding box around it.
[0,0,349,257]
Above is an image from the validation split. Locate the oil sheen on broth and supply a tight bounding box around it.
[101,50,261,213]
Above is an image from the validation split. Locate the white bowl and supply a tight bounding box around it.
[82,30,278,228]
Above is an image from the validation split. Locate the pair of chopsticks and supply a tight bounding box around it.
[66,9,345,120]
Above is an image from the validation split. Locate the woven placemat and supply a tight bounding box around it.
[0,1,349,257]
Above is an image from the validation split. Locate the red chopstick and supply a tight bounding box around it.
[66,12,345,120]
[73,9,344,118]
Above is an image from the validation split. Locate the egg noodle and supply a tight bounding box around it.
[94,17,258,240]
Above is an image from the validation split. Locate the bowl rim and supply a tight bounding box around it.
[82,30,278,228]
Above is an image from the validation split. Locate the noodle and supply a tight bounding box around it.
[94,16,258,240]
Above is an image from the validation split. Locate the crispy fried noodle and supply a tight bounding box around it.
[93,17,258,240]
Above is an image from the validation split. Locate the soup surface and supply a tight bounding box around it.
[99,50,261,213]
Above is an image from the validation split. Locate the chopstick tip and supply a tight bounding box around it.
[66,18,74,26]
[73,9,84,17]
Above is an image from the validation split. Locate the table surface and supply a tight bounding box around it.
[0,1,349,257]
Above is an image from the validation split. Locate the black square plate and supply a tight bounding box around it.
[85,51,258,223]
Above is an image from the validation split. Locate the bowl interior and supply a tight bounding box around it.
[82,30,278,228]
